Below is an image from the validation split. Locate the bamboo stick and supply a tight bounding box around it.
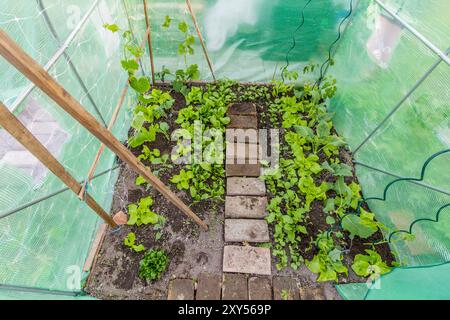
[0,102,117,228]
[185,0,216,81]
[0,29,208,231]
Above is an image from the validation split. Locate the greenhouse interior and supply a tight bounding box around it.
[0,0,449,301]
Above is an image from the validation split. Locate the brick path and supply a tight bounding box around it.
[167,103,329,300]
[167,273,327,300]
[223,103,271,275]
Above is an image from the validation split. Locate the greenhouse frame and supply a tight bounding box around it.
[0,0,449,301]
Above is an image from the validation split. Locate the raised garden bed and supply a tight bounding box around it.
[85,79,395,300]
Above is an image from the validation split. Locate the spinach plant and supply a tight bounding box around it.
[139,249,169,281]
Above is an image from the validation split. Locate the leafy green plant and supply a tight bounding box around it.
[139,249,169,281]
[138,146,169,165]
[158,16,200,95]
[162,15,172,28]
[177,21,195,63]
[127,196,162,227]
[124,232,145,252]
[104,24,149,94]
[128,125,160,148]
[170,169,193,190]
[170,80,234,202]
[236,84,270,102]
[352,249,391,279]
[261,66,391,281]
[128,89,174,147]
[306,232,348,282]
[341,207,386,239]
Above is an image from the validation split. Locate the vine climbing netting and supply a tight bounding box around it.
[0,0,448,299]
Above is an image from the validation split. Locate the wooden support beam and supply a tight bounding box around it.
[185,0,216,81]
[0,101,117,228]
[0,29,208,231]
[143,0,156,85]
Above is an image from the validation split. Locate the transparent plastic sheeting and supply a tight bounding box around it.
[329,0,450,269]
[123,0,356,81]
[0,0,134,298]
[336,262,450,300]
[0,0,449,300]
[0,0,353,298]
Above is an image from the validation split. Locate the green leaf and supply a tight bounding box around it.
[126,44,144,58]
[333,163,353,177]
[352,250,391,277]
[316,120,330,138]
[306,255,321,274]
[121,59,139,74]
[178,21,188,33]
[159,122,169,132]
[326,216,336,225]
[294,125,314,138]
[334,177,351,196]
[130,76,150,93]
[341,214,377,238]
[317,267,337,282]
[162,15,172,28]
[186,64,200,80]
[103,23,119,32]
[135,175,147,186]
[324,198,335,213]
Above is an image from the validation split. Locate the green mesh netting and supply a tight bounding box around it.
[0,0,448,299]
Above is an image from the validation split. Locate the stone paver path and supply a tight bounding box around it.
[222,103,271,276]
[166,103,336,301]
[167,273,328,300]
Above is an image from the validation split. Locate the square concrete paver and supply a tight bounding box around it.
[225,196,267,219]
[223,245,271,275]
[225,219,269,243]
[227,177,266,196]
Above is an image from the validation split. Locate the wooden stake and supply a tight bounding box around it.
[0,102,117,228]
[185,0,216,81]
[0,29,208,231]
[143,0,156,85]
